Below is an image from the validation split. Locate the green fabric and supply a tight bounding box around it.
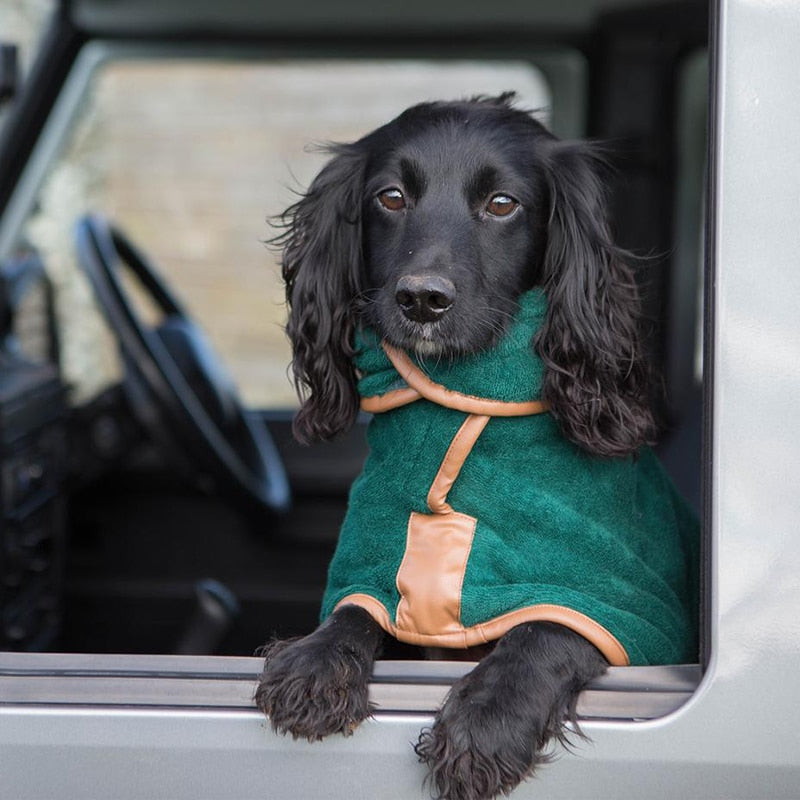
[322,289,699,665]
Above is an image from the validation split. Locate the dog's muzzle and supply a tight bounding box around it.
[395,275,455,323]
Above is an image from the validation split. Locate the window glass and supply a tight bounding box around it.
[23,59,550,407]
[657,48,708,512]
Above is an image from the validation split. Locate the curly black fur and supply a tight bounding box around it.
[536,141,655,456]
[273,144,367,442]
[255,605,384,740]
[274,93,654,455]
[414,623,607,800]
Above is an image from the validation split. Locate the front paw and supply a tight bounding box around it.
[414,668,541,800]
[255,635,373,741]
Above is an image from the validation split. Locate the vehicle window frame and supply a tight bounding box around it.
[0,651,700,719]
[0,35,704,723]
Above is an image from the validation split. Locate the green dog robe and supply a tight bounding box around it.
[321,289,698,666]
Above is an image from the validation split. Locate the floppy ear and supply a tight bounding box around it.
[276,144,366,442]
[535,141,656,458]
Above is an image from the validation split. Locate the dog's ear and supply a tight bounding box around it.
[276,144,366,442]
[535,140,656,458]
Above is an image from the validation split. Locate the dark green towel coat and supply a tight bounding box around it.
[321,289,698,666]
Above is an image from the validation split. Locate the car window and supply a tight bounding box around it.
[656,47,708,514]
[0,10,706,730]
[0,0,56,135]
[19,57,553,408]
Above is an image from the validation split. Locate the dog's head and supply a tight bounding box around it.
[277,93,654,456]
[358,97,550,358]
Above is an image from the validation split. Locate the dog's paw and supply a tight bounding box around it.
[415,722,535,800]
[255,635,373,741]
[414,669,545,800]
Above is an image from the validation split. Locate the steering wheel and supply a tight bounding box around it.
[75,213,290,516]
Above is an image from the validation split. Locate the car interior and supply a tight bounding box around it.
[0,0,709,684]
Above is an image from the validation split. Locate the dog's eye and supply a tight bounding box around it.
[486,194,519,218]
[377,188,406,212]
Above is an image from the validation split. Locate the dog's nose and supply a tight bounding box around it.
[395,275,456,323]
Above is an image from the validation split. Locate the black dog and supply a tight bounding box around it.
[256,94,688,800]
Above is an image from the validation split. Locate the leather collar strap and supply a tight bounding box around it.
[360,342,550,417]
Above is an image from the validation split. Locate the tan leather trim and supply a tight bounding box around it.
[427,414,490,514]
[382,343,550,417]
[334,595,630,667]
[360,387,421,413]
[395,511,477,637]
